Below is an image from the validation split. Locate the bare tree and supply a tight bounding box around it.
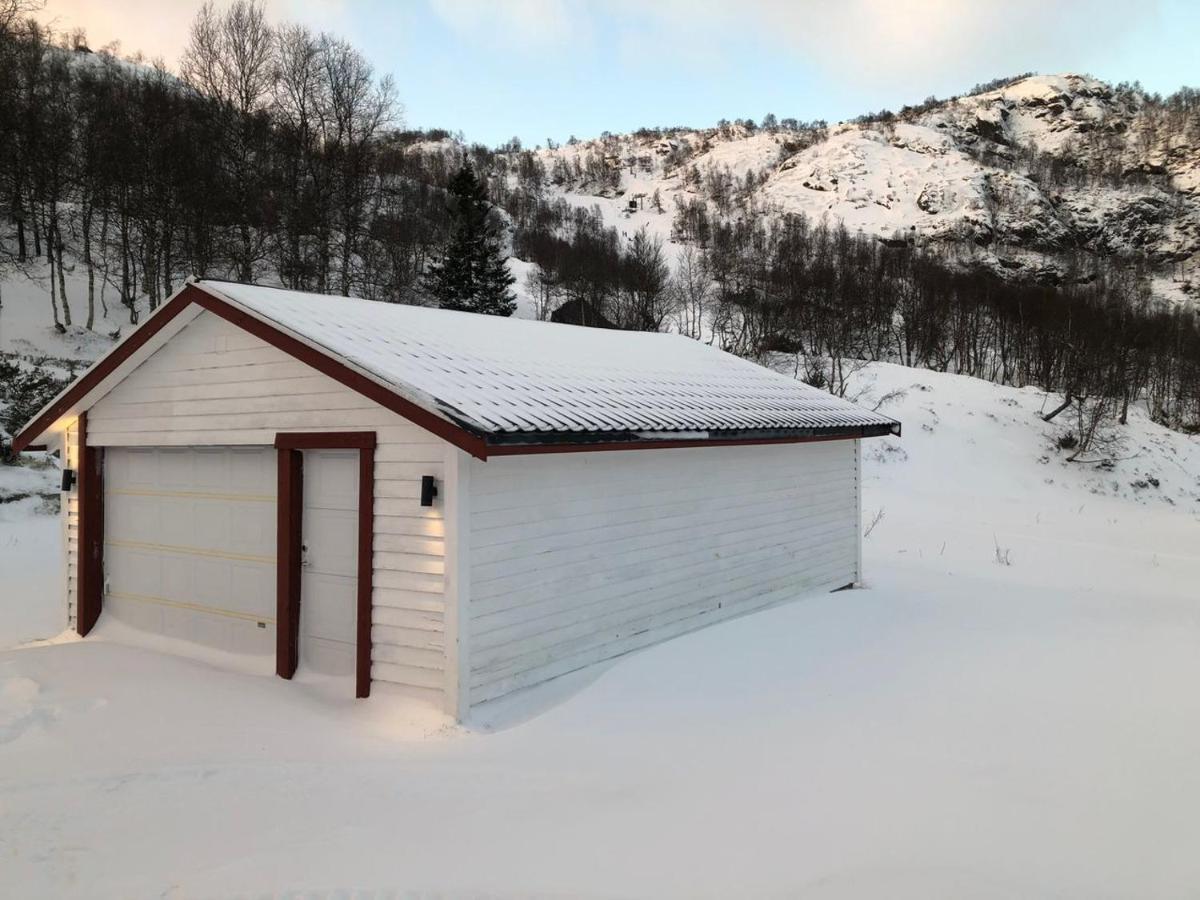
[0,0,41,40]
[181,0,273,115]
[181,0,274,281]
[271,23,325,288]
[319,36,397,295]
[612,226,672,331]
[672,243,711,340]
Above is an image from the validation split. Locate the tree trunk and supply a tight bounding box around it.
[13,192,26,261]
[162,215,174,299]
[83,203,95,330]
[98,206,110,317]
[121,208,137,325]
[48,239,62,331]
[32,203,41,259]
[1043,392,1074,423]
[54,219,71,327]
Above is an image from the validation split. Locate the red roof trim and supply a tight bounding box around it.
[274,431,378,450]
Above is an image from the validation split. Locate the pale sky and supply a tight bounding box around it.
[35,0,1200,146]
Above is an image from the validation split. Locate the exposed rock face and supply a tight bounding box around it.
[758,76,1200,265]
[531,74,1200,306]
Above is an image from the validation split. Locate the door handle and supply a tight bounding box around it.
[301,543,311,568]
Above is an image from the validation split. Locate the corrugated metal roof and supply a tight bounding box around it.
[197,281,900,441]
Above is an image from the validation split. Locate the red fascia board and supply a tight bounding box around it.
[274,431,378,450]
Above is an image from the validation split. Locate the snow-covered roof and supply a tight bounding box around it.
[197,280,898,445]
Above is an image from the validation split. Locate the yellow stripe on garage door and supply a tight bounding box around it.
[106,591,278,624]
[107,488,275,503]
[105,538,275,565]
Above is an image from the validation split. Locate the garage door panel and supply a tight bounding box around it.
[230,563,276,618]
[190,499,234,551]
[107,495,160,543]
[104,447,277,664]
[229,506,275,555]
[157,500,202,547]
[191,447,231,490]
[229,447,277,491]
[157,447,197,490]
[107,447,157,488]
[189,556,234,608]
[162,553,193,602]
[104,546,149,596]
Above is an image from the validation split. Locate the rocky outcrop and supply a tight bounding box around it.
[530,73,1200,307]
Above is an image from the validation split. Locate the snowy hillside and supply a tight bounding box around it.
[2,362,1199,896]
[530,73,1200,304]
[2,71,1197,375]
[0,266,135,363]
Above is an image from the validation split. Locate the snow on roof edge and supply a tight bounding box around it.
[194,280,491,435]
[193,279,901,443]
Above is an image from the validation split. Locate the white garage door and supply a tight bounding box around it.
[103,447,277,665]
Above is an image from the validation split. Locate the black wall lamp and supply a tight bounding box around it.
[61,468,77,492]
[420,475,438,507]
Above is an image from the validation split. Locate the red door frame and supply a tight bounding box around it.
[274,431,377,699]
[76,411,105,636]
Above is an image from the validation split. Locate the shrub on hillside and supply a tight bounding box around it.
[0,361,67,461]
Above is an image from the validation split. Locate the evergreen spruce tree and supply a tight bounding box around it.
[424,164,517,316]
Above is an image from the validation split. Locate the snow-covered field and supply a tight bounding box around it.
[2,363,1199,898]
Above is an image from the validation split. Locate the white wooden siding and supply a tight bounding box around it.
[86,310,450,704]
[63,421,80,630]
[466,440,861,705]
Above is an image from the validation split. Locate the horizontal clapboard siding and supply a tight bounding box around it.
[466,440,861,705]
[63,421,80,630]
[87,310,449,702]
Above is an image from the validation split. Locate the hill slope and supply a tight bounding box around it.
[532,73,1200,304]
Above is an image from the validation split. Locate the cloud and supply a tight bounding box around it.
[738,0,1151,91]
[38,0,1158,93]
[428,0,1154,95]
[36,0,347,65]
[428,0,584,49]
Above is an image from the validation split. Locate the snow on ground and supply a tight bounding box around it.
[2,363,1199,898]
[0,263,134,363]
[0,451,59,501]
[506,255,543,319]
[0,494,63,646]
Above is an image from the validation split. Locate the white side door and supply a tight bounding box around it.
[299,449,359,677]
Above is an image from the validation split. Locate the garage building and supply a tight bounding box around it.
[13,279,900,719]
